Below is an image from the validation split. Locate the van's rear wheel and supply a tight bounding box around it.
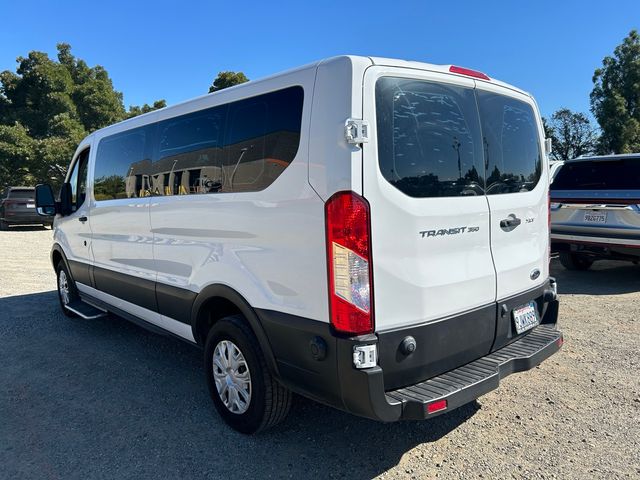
[559,252,593,271]
[204,315,291,434]
[56,261,78,317]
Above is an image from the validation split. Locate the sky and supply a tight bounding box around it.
[0,0,638,119]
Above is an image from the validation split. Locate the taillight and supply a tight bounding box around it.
[449,65,491,81]
[325,191,373,335]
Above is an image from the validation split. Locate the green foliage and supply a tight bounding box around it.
[0,43,165,189]
[544,108,599,161]
[591,30,640,154]
[208,71,249,93]
[126,100,167,119]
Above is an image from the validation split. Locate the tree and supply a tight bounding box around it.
[544,108,599,161]
[208,71,249,93]
[0,43,165,188]
[126,100,167,119]
[591,30,640,154]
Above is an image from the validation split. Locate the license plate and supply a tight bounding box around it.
[512,301,539,334]
[584,211,606,223]
[26,203,35,208]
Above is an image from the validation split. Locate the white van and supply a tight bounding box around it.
[36,56,562,433]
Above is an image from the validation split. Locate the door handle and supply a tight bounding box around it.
[79,216,88,223]
[500,215,521,229]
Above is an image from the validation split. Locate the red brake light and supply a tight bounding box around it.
[449,65,491,81]
[427,399,448,414]
[325,191,373,335]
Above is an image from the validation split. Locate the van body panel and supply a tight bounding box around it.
[473,81,549,300]
[308,56,372,200]
[53,138,95,278]
[362,66,497,331]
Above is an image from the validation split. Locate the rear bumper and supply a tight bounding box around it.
[337,324,562,422]
[258,280,561,423]
[2,213,51,224]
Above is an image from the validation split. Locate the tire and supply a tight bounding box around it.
[0,219,8,231]
[204,315,291,434]
[559,252,593,271]
[56,260,79,317]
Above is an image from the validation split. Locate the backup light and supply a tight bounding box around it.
[325,191,374,335]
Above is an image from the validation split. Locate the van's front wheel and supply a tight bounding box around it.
[204,315,291,434]
[56,261,79,317]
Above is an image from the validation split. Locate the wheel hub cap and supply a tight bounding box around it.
[212,340,252,414]
[59,270,70,305]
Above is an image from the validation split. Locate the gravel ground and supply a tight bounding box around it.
[1,227,639,479]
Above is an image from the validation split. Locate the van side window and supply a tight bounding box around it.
[151,86,304,195]
[155,107,226,195]
[94,127,149,200]
[477,92,542,194]
[375,77,485,198]
[224,99,267,191]
[67,148,90,211]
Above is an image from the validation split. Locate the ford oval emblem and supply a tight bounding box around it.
[530,268,541,281]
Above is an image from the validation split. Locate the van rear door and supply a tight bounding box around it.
[474,83,549,301]
[362,67,497,340]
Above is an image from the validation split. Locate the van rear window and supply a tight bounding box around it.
[375,77,542,198]
[551,159,640,190]
[375,78,484,198]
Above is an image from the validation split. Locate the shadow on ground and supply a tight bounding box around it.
[551,259,640,295]
[0,291,478,479]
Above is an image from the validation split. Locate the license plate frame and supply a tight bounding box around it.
[584,211,607,223]
[512,301,539,335]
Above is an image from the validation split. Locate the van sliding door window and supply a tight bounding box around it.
[375,77,485,198]
[476,91,542,195]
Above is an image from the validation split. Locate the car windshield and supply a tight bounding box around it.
[551,158,640,190]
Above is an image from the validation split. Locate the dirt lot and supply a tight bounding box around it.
[1,227,639,479]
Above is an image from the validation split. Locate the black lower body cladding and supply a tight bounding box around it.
[257,279,561,422]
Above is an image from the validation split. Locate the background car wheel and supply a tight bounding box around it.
[559,252,593,271]
[204,314,291,434]
[56,260,79,317]
[0,220,8,231]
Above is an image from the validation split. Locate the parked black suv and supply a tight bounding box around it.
[0,187,53,230]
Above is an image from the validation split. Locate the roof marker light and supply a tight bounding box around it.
[449,65,491,81]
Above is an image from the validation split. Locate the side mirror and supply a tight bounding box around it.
[35,184,56,216]
[544,138,553,156]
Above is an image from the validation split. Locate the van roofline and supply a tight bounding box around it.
[87,54,530,140]
[566,153,640,162]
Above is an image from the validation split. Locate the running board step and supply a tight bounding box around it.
[65,299,107,319]
[385,324,563,419]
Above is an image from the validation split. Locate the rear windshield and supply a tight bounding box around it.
[8,189,34,199]
[551,159,640,190]
[375,77,542,198]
